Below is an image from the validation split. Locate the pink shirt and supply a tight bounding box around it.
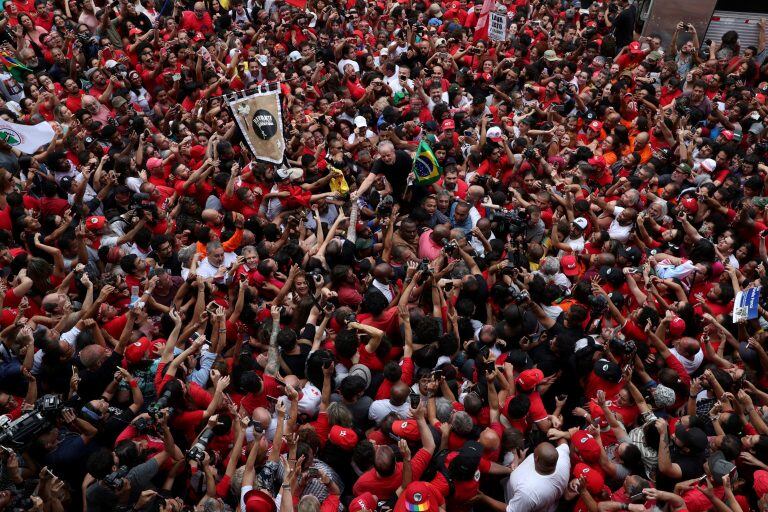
[418,230,443,260]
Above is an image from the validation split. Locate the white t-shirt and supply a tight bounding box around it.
[196,252,237,278]
[368,399,410,424]
[337,58,360,74]
[608,206,633,243]
[505,443,571,512]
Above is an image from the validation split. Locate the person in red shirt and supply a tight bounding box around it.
[180,2,214,34]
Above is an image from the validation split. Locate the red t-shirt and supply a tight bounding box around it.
[352,448,432,499]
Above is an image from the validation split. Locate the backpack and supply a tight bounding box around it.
[419,448,455,497]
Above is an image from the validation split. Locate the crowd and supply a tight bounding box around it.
[0,0,767,510]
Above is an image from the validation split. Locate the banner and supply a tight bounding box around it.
[411,140,442,185]
[488,11,507,41]
[473,0,496,41]
[0,119,54,154]
[228,89,285,164]
[733,286,761,323]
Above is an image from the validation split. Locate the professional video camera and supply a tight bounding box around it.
[490,207,529,237]
[0,395,63,449]
[148,387,174,420]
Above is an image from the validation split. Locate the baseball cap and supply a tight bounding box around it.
[435,37,447,47]
[707,451,736,485]
[588,120,603,132]
[572,462,604,494]
[750,123,765,135]
[242,489,276,512]
[651,384,676,408]
[720,129,734,141]
[647,50,662,62]
[395,482,442,512]
[86,216,106,231]
[125,337,151,364]
[288,51,302,62]
[146,157,164,171]
[754,470,768,498]
[349,492,377,512]
[628,41,643,54]
[354,116,368,128]
[587,155,606,168]
[593,359,621,383]
[392,419,420,441]
[573,217,588,230]
[680,196,698,214]
[516,368,544,391]
[699,158,716,173]
[328,425,358,450]
[675,424,708,451]
[560,254,579,277]
[441,118,455,130]
[111,96,127,108]
[542,49,559,61]
[348,364,371,390]
[572,430,601,463]
[486,126,503,142]
[676,163,692,174]
[669,316,686,337]
[276,167,303,181]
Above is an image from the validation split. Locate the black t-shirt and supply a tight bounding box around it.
[372,150,413,200]
[281,344,311,379]
[656,450,705,490]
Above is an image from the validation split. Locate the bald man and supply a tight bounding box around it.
[476,439,570,512]
[368,381,411,424]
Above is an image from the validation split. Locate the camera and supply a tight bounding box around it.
[148,387,174,419]
[0,395,63,450]
[443,239,458,254]
[523,147,537,159]
[187,426,216,462]
[609,337,636,355]
[490,207,529,237]
[103,465,129,490]
[509,289,529,304]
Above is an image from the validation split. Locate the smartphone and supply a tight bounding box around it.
[557,394,567,401]
[431,369,443,380]
[629,492,645,502]
[266,395,278,404]
[698,475,708,486]
[172,73,181,82]
[190,332,200,342]
[409,393,420,408]
[306,468,321,479]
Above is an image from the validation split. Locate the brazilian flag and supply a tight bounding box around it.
[411,139,442,185]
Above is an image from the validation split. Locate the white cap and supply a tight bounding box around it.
[379,48,389,56]
[354,116,367,128]
[435,37,447,47]
[288,51,302,62]
[276,167,303,181]
[104,59,118,68]
[257,55,268,67]
[573,217,588,230]
[486,126,502,140]
[699,158,716,173]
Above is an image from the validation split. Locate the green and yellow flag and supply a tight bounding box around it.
[411,139,442,185]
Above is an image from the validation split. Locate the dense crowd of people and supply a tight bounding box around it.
[0,0,767,510]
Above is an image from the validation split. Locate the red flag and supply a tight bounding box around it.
[473,0,496,41]
[284,0,306,9]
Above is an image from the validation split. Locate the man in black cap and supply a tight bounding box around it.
[655,418,707,490]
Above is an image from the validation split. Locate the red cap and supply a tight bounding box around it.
[482,72,493,82]
[396,482,441,512]
[129,28,142,36]
[328,425,359,449]
[125,337,151,364]
[587,155,606,168]
[516,368,544,391]
[560,254,579,277]
[721,130,734,141]
[629,41,643,54]
[274,43,287,53]
[681,197,698,214]
[669,316,686,337]
[349,492,377,512]
[573,462,604,494]
[755,470,768,498]
[392,419,420,441]
[572,430,601,463]
[243,490,276,512]
[146,157,164,170]
[86,215,106,231]
[588,120,603,132]
[441,118,455,130]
